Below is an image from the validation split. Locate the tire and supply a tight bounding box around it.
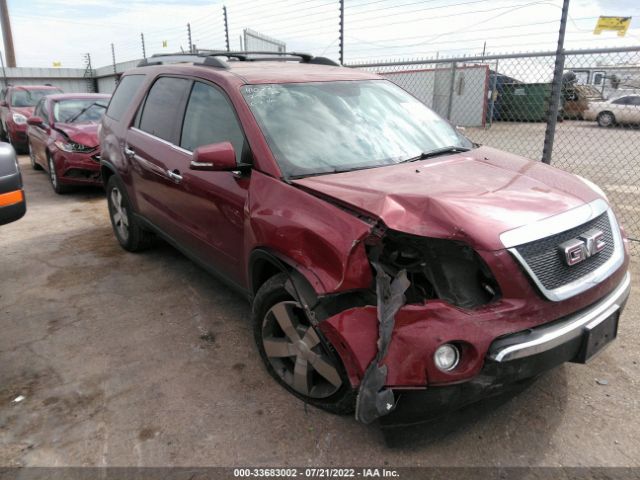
[47,154,70,194]
[252,273,356,415]
[597,111,615,128]
[28,142,42,170]
[106,175,154,252]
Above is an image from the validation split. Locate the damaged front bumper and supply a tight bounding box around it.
[319,266,630,425]
[378,271,630,426]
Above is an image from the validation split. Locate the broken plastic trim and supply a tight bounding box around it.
[355,260,409,424]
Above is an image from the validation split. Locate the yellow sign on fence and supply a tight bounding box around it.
[52,61,62,67]
[594,16,632,36]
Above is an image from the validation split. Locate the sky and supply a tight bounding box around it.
[1,0,639,69]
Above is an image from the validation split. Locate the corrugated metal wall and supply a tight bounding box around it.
[2,67,90,93]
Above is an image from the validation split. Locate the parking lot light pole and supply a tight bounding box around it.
[224,6,230,52]
[542,0,570,165]
[111,43,118,87]
[339,0,345,65]
[141,32,146,59]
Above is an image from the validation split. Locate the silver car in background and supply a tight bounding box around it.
[584,95,640,127]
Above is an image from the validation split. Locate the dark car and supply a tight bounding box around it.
[99,52,630,425]
[0,142,26,226]
[26,93,110,194]
[0,85,63,153]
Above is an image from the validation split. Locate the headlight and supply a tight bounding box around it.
[577,175,608,201]
[374,232,500,309]
[54,140,94,153]
[12,113,27,125]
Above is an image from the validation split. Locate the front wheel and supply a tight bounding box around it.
[597,111,615,127]
[252,273,356,415]
[48,154,69,194]
[106,175,154,252]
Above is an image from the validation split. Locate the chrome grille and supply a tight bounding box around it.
[514,212,615,291]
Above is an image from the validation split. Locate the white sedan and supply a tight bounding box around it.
[584,94,640,127]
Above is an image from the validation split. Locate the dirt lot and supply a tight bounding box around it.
[1,155,639,467]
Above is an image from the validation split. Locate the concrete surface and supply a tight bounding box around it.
[1,155,639,467]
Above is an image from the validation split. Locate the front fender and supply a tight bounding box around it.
[247,171,374,295]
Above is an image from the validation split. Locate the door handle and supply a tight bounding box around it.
[124,146,136,159]
[167,169,183,183]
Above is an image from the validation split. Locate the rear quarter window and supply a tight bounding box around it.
[106,75,146,121]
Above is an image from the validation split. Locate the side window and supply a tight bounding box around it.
[41,101,50,125]
[612,97,630,105]
[139,77,192,144]
[106,74,146,121]
[33,99,43,118]
[180,81,246,163]
[629,97,640,106]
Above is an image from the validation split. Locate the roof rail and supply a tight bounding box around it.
[136,51,340,69]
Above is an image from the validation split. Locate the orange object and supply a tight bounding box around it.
[0,189,24,207]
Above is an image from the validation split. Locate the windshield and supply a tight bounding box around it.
[10,89,61,107]
[53,98,108,123]
[242,80,472,177]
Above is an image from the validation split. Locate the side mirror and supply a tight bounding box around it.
[27,116,43,126]
[190,141,237,171]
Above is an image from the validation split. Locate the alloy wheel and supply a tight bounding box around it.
[48,157,58,188]
[598,113,613,127]
[28,143,36,168]
[109,187,130,242]
[262,300,342,399]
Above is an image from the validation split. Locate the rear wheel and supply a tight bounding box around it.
[106,175,154,252]
[253,273,356,414]
[597,111,615,127]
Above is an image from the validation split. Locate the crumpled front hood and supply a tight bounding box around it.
[54,122,100,149]
[292,146,601,251]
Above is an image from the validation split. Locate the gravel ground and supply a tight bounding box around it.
[0,155,638,467]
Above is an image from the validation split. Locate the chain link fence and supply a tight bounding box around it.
[350,46,640,254]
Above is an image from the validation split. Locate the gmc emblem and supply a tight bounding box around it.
[559,228,605,266]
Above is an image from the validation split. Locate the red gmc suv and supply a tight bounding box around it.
[99,52,630,425]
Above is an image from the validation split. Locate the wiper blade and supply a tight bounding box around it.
[65,102,106,123]
[400,146,471,163]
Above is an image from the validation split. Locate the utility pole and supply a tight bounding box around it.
[0,50,7,88]
[0,0,16,67]
[187,23,193,53]
[541,0,569,165]
[83,53,97,93]
[111,43,118,87]
[141,33,146,59]
[338,0,345,65]
[223,6,230,52]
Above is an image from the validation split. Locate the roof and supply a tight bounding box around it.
[128,60,381,86]
[46,93,111,101]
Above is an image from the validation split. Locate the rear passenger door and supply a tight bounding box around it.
[125,76,193,240]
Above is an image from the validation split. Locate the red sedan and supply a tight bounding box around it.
[27,93,110,194]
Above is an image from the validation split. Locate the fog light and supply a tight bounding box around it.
[434,344,460,372]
